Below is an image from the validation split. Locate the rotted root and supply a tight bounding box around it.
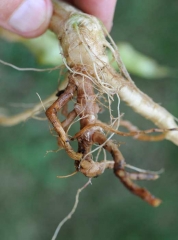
[92,131,161,207]
[114,164,162,207]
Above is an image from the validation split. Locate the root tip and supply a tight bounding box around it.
[151,198,162,207]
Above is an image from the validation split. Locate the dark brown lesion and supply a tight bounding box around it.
[46,71,162,207]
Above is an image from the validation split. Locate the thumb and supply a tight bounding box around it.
[0,0,53,38]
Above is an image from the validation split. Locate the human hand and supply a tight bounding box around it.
[0,0,117,38]
[68,0,117,32]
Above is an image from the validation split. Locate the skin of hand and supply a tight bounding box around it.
[0,0,117,38]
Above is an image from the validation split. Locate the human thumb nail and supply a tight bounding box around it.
[8,0,52,37]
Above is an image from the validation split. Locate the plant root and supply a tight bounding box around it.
[50,0,178,146]
[51,179,91,240]
[45,73,163,206]
[1,0,177,208]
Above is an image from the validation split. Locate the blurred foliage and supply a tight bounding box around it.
[1,0,178,240]
[1,29,173,79]
[114,43,172,79]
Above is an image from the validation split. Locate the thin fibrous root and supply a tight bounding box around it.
[71,121,177,142]
[0,59,60,72]
[51,179,91,240]
[57,171,77,178]
[0,78,68,126]
[0,93,56,126]
[125,163,164,175]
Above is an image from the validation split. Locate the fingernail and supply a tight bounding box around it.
[9,0,47,33]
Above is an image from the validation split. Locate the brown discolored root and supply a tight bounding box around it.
[46,72,162,207]
[92,131,161,207]
[114,167,161,207]
[71,121,177,142]
[46,79,82,161]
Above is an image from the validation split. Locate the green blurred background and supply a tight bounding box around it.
[1,0,178,239]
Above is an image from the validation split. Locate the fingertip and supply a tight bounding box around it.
[1,0,53,38]
[73,0,117,32]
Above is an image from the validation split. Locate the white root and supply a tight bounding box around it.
[51,179,91,240]
[0,59,60,72]
[49,0,178,145]
[0,93,56,126]
[0,78,68,126]
[118,84,178,144]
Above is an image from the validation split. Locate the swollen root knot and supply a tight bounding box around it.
[79,160,114,178]
[79,160,105,178]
